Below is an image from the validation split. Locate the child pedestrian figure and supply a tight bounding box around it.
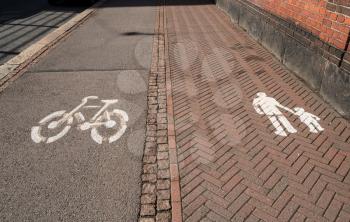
[293,107,324,133]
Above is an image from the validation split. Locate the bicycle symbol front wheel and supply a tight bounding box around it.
[90,109,129,144]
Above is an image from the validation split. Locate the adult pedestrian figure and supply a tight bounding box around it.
[293,107,324,133]
[253,92,297,136]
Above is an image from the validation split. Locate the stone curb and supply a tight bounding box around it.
[0,0,107,88]
[138,1,183,221]
[163,2,183,222]
[139,2,172,222]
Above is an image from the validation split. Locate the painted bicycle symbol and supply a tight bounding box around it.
[31,96,129,144]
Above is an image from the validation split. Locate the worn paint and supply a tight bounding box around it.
[31,96,129,144]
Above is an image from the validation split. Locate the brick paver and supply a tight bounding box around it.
[164,1,350,221]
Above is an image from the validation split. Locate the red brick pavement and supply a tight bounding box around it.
[164,1,350,221]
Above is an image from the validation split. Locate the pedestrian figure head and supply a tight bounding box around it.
[293,107,304,116]
[256,92,266,98]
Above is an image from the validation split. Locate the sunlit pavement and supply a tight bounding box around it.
[163,0,350,221]
[0,0,350,221]
[0,0,86,64]
[0,0,156,220]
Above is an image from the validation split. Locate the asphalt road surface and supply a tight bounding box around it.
[0,0,156,220]
[0,0,86,64]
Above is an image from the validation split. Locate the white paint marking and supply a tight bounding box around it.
[294,107,324,133]
[31,126,44,143]
[31,96,129,144]
[46,125,72,144]
[253,92,323,136]
[91,128,103,144]
[108,109,128,144]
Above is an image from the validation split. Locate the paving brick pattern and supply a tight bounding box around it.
[165,1,350,221]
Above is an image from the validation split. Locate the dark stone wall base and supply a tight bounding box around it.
[216,0,350,118]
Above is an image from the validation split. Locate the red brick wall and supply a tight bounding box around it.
[248,0,350,50]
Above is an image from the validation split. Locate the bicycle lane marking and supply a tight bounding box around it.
[30,96,130,145]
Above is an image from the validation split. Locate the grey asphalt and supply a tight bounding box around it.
[0,0,86,64]
[0,0,156,221]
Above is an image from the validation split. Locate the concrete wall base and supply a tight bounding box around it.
[216,0,350,118]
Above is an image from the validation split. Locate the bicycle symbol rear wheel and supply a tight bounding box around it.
[31,110,73,144]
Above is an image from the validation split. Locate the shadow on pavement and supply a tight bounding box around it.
[98,0,215,8]
[0,0,87,64]
[121,31,155,36]
[0,0,214,64]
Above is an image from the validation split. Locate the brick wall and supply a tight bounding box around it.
[216,0,350,117]
[344,42,350,70]
[248,0,350,51]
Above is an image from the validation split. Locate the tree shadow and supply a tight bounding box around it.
[0,0,88,64]
[0,0,215,64]
[121,32,155,36]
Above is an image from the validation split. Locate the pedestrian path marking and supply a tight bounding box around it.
[31,96,129,144]
[253,92,324,136]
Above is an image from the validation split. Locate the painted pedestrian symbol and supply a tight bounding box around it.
[253,92,297,136]
[31,96,129,144]
[253,92,324,136]
[294,107,324,133]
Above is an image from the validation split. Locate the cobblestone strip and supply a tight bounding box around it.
[139,3,173,222]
